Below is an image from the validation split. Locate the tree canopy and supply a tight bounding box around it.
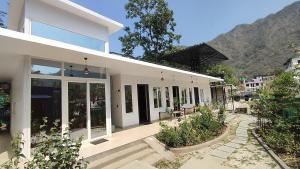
[119,0,181,62]
[206,64,238,86]
[0,11,6,28]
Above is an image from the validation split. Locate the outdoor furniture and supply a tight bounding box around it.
[159,111,173,120]
[182,104,195,116]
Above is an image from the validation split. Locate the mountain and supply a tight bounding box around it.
[208,1,300,77]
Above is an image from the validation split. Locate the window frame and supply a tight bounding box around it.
[124,85,133,113]
[153,87,162,108]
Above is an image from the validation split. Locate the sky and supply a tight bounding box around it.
[1,0,298,55]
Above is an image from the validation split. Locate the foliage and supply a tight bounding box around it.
[206,64,238,86]
[0,93,9,109]
[0,10,6,28]
[1,133,24,169]
[1,118,88,169]
[255,72,300,156]
[156,108,224,148]
[119,0,181,61]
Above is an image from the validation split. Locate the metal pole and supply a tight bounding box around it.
[231,85,234,112]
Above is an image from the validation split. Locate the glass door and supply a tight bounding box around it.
[68,82,88,140]
[68,81,107,141]
[90,83,106,139]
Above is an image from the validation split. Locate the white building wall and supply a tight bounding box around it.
[24,0,109,41]
[10,56,31,158]
[111,75,123,128]
[111,74,212,128]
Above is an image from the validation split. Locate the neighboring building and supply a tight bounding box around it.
[284,57,300,73]
[240,75,275,96]
[284,50,300,83]
[0,0,222,158]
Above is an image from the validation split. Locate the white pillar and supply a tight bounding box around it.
[104,41,109,54]
[22,56,31,158]
[106,71,112,137]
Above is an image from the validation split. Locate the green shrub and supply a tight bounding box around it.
[156,110,224,148]
[260,129,298,154]
[1,118,88,169]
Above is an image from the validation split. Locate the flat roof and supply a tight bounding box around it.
[8,0,124,34]
[0,28,223,82]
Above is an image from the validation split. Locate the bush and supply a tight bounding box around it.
[156,110,224,148]
[255,72,300,157]
[1,118,88,169]
[260,129,299,154]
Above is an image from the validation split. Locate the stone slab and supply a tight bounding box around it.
[224,142,242,149]
[231,138,247,145]
[210,149,231,159]
[216,146,236,154]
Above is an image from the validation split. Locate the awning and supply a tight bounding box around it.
[160,43,228,72]
[0,28,223,83]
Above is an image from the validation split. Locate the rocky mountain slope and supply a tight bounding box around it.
[208,1,300,77]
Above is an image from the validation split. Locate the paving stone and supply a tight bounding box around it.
[236,133,248,138]
[210,149,231,159]
[234,136,248,141]
[216,146,236,154]
[231,138,247,145]
[224,142,242,149]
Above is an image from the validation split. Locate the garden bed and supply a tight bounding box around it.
[156,107,226,152]
[252,129,291,169]
[169,125,228,153]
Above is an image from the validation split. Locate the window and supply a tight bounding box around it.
[165,87,170,107]
[31,58,61,76]
[199,89,204,103]
[181,89,187,104]
[31,21,105,51]
[189,88,192,104]
[153,87,162,108]
[31,78,61,147]
[64,63,106,79]
[125,85,133,113]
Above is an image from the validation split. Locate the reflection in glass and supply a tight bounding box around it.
[31,58,61,76]
[125,85,133,113]
[64,63,106,79]
[68,82,87,140]
[31,79,61,147]
[165,87,170,107]
[90,83,106,138]
[31,21,105,51]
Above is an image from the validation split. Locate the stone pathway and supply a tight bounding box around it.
[209,117,254,160]
[179,114,277,169]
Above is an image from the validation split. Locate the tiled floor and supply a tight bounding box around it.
[0,132,11,165]
[80,122,161,158]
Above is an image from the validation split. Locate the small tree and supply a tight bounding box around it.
[206,64,238,86]
[119,0,181,61]
[1,118,88,169]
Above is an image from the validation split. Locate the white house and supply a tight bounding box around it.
[0,0,222,158]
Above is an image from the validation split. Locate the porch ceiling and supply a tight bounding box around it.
[0,28,223,83]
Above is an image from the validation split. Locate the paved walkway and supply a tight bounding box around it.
[209,117,254,159]
[180,115,261,169]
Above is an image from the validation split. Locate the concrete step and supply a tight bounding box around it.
[141,152,163,165]
[88,142,149,169]
[119,160,157,169]
[100,148,155,169]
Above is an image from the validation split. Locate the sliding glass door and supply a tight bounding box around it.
[90,83,106,139]
[68,81,106,141]
[68,82,88,140]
